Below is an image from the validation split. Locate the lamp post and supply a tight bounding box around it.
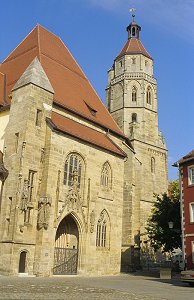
[168,221,174,230]
[168,221,181,233]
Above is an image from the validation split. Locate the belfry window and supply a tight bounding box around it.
[96,210,110,248]
[64,153,84,189]
[132,27,136,37]
[101,162,112,188]
[132,86,137,102]
[132,113,137,123]
[146,87,152,104]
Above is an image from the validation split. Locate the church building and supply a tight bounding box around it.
[0,18,168,276]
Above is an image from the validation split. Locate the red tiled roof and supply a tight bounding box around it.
[0,25,124,137]
[50,111,127,158]
[177,150,194,165]
[117,38,152,60]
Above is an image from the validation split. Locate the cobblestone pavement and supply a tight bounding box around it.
[0,274,192,300]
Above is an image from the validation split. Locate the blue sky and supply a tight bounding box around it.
[0,0,194,180]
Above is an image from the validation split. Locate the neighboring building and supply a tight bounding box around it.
[0,18,168,276]
[175,150,194,269]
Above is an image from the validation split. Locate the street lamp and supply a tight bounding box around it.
[168,221,180,233]
[168,221,174,229]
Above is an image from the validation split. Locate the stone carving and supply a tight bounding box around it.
[40,147,45,163]
[0,151,8,183]
[20,179,33,211]
[90,210,95,233]
[65,170,82,211]
[37,196,51,230]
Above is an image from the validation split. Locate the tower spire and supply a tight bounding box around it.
[127,8,141,39]
[129,8,136,22]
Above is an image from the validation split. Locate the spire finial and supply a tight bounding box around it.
[129,8,136,22]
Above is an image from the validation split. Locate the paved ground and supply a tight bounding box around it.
[0,273,193,300]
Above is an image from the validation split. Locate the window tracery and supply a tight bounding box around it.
[132,86,137,102]
[101,162,112,188]
[64,153,84,189]
[96,210,110,248]
[146,86,152,104]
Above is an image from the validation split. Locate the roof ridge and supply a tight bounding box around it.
[37,24,41,63]
[137,39,152,58]
[2,46,37,64]
[2,25,39,64]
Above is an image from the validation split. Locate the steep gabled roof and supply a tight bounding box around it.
[117,38,152,60]
[0,24,124,137]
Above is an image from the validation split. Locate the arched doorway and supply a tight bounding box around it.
[53,214,79,275]
[18,251,27,273]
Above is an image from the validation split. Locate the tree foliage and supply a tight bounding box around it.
[146,180,181,252]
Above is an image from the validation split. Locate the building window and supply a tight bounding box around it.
[20,171,35,224]
[190,203,194,223]
[101,162,112,189]
[146,87,152,104]
[132,86,137,102]
[119,60,123,67]
[64,153,84,189]
[36,109,42,127]
[188,166,194,185]
[151,157,155,173]
[96,210,110,248]
[24,170,35,223]
[192,241,194,263]
[132,113,137,123]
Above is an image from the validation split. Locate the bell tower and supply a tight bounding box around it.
[106,16,168,267]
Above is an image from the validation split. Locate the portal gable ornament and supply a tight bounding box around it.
[59,170,86,227]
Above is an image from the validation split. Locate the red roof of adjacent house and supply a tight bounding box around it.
[50,112,127,157]
[117,38,152,60]
[0,24,124,137]
[176,150,194,165]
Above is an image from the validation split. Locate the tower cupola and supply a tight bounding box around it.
[127,21,141,39]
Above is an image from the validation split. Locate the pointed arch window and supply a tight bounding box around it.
[132,86,137,102]
[146,86,152,104]
[151,157,155,173]
[101,162,112,189]
[96,210,110,248]
[64,153,84,189]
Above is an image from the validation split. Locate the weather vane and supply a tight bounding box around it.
[129,8,136,21]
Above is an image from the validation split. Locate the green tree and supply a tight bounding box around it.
[146,180,181,252]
